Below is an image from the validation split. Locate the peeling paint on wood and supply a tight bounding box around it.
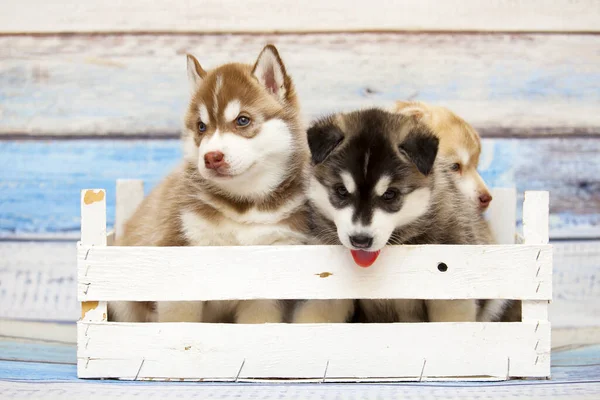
[3,240,596,326]
[83,190,105,205]
[1,34,599,137]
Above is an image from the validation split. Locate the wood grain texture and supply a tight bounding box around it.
[2,379,600,400]
[522,192,551,322]
[115,180,144,240]
[1,138,598,238]
[1,0,599,33]
[0,242,79,322]
[80,189,107,322]
[3,241,597,328]
[77,321,550,380]
[0,339,598,398]
[487,188,517,244]
[77,244,551,301]
[0,319,76,344]
[1,33,599,137]
[0,338,75,364]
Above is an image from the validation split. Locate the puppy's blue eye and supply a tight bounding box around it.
[382,189,397,201]
[198,121,207,132]
[335,185,349,198]
[236,116,251,127]
[450,163,461,172]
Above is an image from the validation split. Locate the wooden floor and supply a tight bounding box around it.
[0,326,599,399]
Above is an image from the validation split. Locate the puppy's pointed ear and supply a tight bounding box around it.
[307,122,344,165]
[252,44,290,103]
[395,101,428,122]
[187,54,207,92]
[399,128,439,176]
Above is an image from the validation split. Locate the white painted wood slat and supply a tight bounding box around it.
[77,244,552,301]
[115,179,144,241]
[2,0,598,33]
[77,321,551,380]
[487,188,517,245]
[522,191,551,323]
[80,189,108,322]
[5,240,594,328]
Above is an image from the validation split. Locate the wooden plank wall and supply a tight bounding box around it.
[0,1,598,327]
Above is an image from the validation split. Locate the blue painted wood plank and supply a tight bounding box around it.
[0,345,599,393]
[0,138,598,238]
[0,340,75,365]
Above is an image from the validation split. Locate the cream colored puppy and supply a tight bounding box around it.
[394,101,492,211]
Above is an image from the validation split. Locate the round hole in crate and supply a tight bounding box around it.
[437,262,448,272]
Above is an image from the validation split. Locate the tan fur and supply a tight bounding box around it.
[394,101,492,211]
[108,45,311,324]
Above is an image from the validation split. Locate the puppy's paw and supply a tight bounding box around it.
[236,300,284,324]
[292,300,354,323]
[426,300,477,322]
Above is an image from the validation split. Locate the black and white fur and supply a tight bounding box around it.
[293,109,510,323]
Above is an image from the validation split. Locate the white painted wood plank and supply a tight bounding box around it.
[77,322,550,380]
[2,35,600,138]
[0,241,594,326]
[80,189,107,322]
[0,319,76,344]
[523,191,550,245]
[551,241,600,327]
[487,188,517,244]
[0,242,79,322]
[77,244,552,301]
[80,189,107,247]
[2,0,598,33]
[115,179,144,240]
[552,327,600,349]
[522,191,551,322]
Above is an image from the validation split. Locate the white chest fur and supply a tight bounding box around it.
[180,209,306,246]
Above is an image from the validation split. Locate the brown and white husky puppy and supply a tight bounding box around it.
[394,101,492,211]
[294,108,505,324]
[109,45,311,324]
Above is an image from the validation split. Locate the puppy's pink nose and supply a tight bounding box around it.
[479,193,492,209]
[204,151,226,170]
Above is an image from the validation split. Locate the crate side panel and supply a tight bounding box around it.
[77,244,552,301]
[77,322,550,380]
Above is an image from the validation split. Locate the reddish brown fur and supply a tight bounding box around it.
[110,45,310,323]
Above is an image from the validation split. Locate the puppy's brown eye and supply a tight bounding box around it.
[451,163,461,172]
[382,189,397,201]
[236,116,251,127]
[198,121,207,132]
[335,185,349,198]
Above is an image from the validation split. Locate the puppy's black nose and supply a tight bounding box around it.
[349,235,373,249]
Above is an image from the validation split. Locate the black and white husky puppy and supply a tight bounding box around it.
[292,108,509,323]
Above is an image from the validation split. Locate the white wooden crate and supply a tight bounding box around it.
[77,183,552,382]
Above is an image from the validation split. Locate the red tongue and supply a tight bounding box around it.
[350,250,381,268]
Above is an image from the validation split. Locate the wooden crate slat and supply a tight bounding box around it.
[115,179,144,241]
[5,239,592,327]
[522,191,551,322]
[77,322,551,381]
[80,189,108,322]
[77,244,552,301]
